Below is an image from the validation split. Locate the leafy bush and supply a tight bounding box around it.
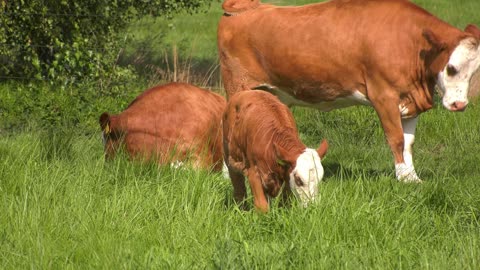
[0,0,213,83]
[0,80,147,133]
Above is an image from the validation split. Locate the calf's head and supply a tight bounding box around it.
[274,139,328,207]
[436,25,480,111]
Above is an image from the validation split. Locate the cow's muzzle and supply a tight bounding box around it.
[448,101,468,112]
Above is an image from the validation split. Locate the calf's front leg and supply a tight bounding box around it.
[247,168,269,213]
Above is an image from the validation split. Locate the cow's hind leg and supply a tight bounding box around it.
[219,53,266,98]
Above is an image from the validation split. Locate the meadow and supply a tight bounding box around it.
[1,0,480,269]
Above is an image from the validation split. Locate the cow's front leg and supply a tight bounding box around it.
[228,168,248,209]
[370,95,420,183]
[399,117,421,182]
[247,168,269,213]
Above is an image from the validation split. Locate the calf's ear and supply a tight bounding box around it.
[99,112,111,134]
[316,139,328,159]
[465,24,480,40]
[422,29,447,51]
[273,142,292,168]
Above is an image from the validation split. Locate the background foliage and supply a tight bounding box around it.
[1,0,480,268]
[1,0,479,132]
[0,0,213,83]
[0,0,214,132]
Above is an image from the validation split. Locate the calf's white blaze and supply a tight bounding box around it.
[289,148,324,206]
[437,38,480,111]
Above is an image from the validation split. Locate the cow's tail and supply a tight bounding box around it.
[222,0,260,16]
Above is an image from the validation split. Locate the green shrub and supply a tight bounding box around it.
[0,0,213,84]
[0,80,146,132]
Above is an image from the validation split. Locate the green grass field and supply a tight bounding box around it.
[2,0,480,268]
[1,104,480,268]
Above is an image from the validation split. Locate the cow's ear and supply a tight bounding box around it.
[316,139,328,159]
[423,29,447,51]
[99,112,111,134]
[273,142,292,168]
[465,24,480,40]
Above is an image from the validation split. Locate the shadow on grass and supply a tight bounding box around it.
[323,162,393,181]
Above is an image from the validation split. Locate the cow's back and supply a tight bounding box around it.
[218,0,464,100]
[224,91,297,145]
[102,83,226,170]
[223,91,302,169]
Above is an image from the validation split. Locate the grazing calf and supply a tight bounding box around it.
[99,82,226,171]
[223,90,328,212]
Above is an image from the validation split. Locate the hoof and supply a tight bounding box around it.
[398,174,423,183]
[395,163,422,183]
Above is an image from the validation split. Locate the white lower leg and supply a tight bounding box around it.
[396,117,421,182]
[222,161,230,179]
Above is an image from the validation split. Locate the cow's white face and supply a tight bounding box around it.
[289,148,324,207]
[437,38,480,111]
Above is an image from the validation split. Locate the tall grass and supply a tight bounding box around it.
[1,103,480,268]
[119,3,224,88]
[2,0,480,268]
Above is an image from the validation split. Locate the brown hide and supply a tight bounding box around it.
[218,0,470,111]
[222,0,259,15]
[223,90,326,212]
[99,82,226,171]
[218,0,478,177]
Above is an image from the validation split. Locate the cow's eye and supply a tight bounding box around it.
[294,174,304,187]
[446,65,458,76]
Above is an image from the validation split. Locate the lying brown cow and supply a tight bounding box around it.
[99,82,226,171]
[223,90,328,212]
[218,0,480,182]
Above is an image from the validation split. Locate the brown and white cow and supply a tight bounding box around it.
[99,82,226,171]
[218,0,480,182]
[223,90,328,212]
